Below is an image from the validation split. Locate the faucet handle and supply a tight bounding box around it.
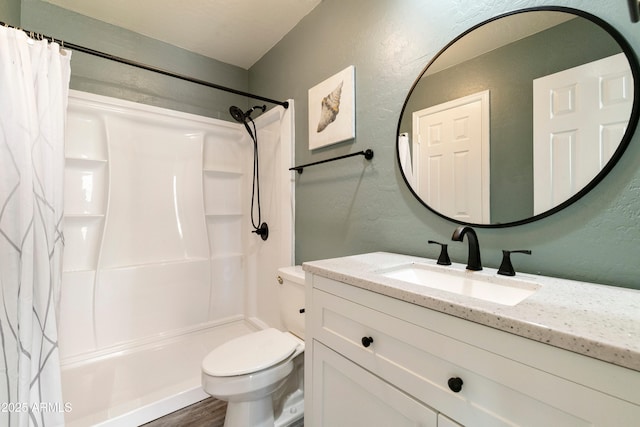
[428,240,452,265]
[498,250,531,276]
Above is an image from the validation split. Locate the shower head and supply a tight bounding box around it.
[229,105,246,123]
[228,105,266,123]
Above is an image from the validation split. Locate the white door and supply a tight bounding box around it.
[311,342,437,427]
[533,53,633,214]
[412,91,490,223]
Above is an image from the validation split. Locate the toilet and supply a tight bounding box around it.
[202,266,305,427]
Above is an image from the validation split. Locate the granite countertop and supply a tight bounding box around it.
[302,252,640,372]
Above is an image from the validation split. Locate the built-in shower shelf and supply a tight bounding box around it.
[205,212,243,217]
[62,214,103,272]
[62,267,98,274]
[99,257,211,271]
[64,156,108,215]
[65,156,108,165]
[203,168,243,176]
[211,252,244,260]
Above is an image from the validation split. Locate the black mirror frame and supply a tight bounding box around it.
[396,6,640,228]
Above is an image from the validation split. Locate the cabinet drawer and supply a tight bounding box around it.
[311,287,640,426]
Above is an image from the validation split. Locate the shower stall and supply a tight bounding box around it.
[58,90,294,426]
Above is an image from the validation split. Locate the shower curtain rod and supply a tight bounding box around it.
[0,21,289,109]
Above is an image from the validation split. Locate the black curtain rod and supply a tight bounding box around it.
[0,21,289,109]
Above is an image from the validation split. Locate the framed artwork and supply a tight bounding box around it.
[308,65,355,150]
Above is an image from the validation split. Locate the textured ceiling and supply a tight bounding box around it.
[42,0,322,69]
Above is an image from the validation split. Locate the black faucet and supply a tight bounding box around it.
[451,226,482,271]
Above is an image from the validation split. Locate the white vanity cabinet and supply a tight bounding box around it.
[304,274,640,426]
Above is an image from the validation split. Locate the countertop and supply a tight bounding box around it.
[302,252,640,372]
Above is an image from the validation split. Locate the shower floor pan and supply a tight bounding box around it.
[61,321,256,427]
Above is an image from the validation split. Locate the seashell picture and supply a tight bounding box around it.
[317,81,343,133]
[308,65,355,150]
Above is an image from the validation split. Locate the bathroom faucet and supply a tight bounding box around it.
[451,226,482,271]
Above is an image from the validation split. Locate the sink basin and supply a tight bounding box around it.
[378,263,539,306]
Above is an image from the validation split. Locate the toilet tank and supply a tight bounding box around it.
[277,266,305,340]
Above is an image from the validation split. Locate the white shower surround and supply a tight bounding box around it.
[59,91,294,426]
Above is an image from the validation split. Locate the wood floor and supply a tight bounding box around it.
[142,396,304,426]
[142,397,227,427]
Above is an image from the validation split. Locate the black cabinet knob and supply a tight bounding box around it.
[448,377,463,393]
[361,336,374,348]
[299,308,305,313]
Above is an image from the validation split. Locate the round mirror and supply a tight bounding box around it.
[397,6,640,227]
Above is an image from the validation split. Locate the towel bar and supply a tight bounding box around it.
[289,149,374,174]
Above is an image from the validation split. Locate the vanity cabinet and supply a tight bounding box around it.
[305,274,640,426]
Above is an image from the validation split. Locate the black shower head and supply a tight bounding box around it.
[229,105,246,123]
[229,105,266,123]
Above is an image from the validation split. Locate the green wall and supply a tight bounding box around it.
[19,0,250,120]
[0,0,20,25]
[5,0,640,289]
[250,0,640,289]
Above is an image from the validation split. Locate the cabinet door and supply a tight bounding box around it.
[310,341,437,427]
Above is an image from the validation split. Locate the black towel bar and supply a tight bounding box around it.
[289,149,374,174]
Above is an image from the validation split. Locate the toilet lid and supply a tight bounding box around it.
[202,328,300,377]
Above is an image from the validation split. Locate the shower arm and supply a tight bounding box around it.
[0,21,289,109]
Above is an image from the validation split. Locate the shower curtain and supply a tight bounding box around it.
[0,26,71,426]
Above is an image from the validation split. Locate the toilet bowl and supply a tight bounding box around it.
[202,266,305,427]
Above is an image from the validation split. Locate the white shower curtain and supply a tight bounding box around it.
[0,26,71,427]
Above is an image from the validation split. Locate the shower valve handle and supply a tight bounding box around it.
[252,223,269,241]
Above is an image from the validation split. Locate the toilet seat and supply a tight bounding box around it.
[202,328,300,377]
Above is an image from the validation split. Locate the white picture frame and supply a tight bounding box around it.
[308,65,355,150]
